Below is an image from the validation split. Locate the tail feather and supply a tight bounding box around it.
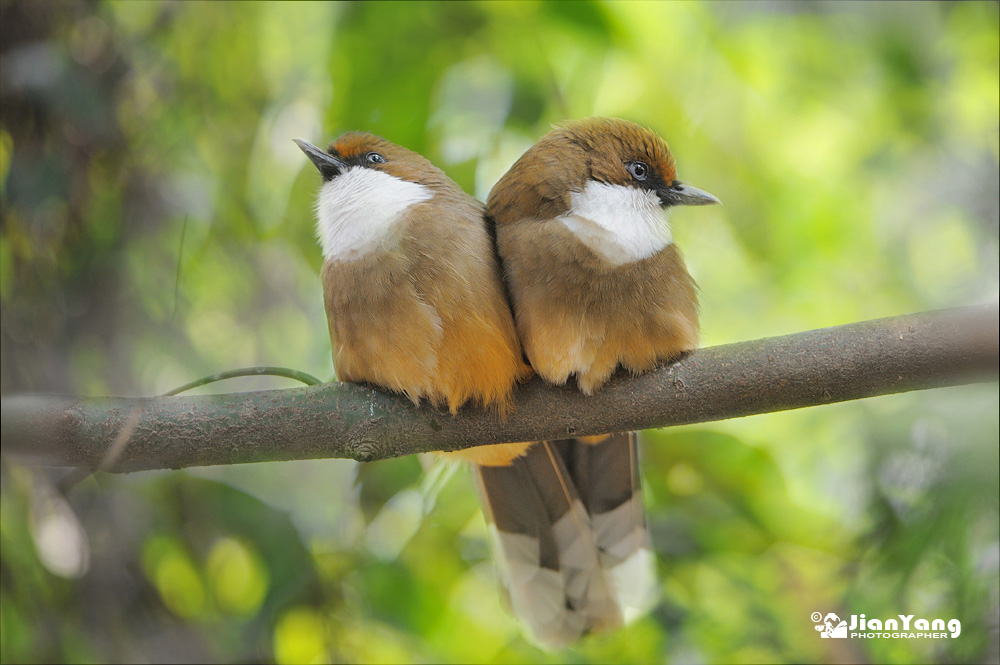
[565,432,657,621]
[475,433,655,649]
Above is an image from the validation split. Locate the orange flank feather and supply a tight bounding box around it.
[314,131,532,467]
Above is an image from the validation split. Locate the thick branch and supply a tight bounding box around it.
[2,305,997,472]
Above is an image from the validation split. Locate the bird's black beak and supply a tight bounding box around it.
[657,182,721,207]
[293,139,348,181]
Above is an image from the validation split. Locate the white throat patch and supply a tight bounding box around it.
[558,181,672,265]
[315,166,434,261]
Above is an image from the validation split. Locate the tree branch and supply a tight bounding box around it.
[2,305,997,472]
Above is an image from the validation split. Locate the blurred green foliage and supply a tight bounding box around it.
[1,1,997,663]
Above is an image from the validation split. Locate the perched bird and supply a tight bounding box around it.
[294,133,532,465]
[481,118,720,647]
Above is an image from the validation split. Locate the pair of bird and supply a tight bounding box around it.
[294,118,719,649]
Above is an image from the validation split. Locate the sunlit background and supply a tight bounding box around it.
[1,1,997,663]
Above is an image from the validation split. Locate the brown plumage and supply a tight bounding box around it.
[490,118,701,392]
[298,132,532,466]
[494,226,698,394]
[480,118,720,647]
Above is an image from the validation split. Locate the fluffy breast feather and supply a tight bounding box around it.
[496,218,698,394]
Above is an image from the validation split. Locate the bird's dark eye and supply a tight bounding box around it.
[627,161,649,181]
[366,152,385,164]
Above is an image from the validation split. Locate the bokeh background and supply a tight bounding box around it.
[1,1,998,663]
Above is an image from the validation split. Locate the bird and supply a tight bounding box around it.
[480,117,720,648]
[294,133,533,466]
